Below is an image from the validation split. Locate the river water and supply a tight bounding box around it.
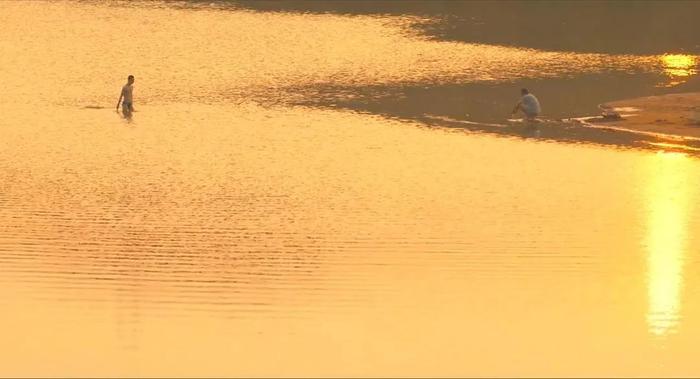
[1,1,700,376]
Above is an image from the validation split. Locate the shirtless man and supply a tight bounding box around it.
[116,75,135,117]
[511,88,541,121]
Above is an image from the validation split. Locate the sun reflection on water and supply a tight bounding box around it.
[644,152,693,337]
[659,54,698,86]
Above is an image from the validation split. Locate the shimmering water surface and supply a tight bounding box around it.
[2,1,700,376]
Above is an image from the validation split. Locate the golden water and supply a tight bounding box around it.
[1,1,699,376]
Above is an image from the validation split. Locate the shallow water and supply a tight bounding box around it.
[1,1,700,376]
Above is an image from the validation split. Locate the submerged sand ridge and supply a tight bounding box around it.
[594,92,700,139]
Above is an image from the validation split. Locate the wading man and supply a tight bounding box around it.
[116,75,135,117]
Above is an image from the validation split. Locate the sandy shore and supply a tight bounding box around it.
[592,92,700,139]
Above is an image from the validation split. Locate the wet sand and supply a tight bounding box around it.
[597,92,700,138]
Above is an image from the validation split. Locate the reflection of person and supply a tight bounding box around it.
[116,75,135,117]
[511,88,540,120]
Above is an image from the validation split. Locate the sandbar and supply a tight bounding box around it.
[593,92,700,139]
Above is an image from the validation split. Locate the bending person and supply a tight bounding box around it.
[511,88,540,121]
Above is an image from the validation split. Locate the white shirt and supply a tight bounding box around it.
[521,93,541,115]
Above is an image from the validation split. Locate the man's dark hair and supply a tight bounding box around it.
[521,88,529,95]
[128,75,134,80]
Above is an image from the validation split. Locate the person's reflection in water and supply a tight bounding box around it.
[521,122,541,138]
